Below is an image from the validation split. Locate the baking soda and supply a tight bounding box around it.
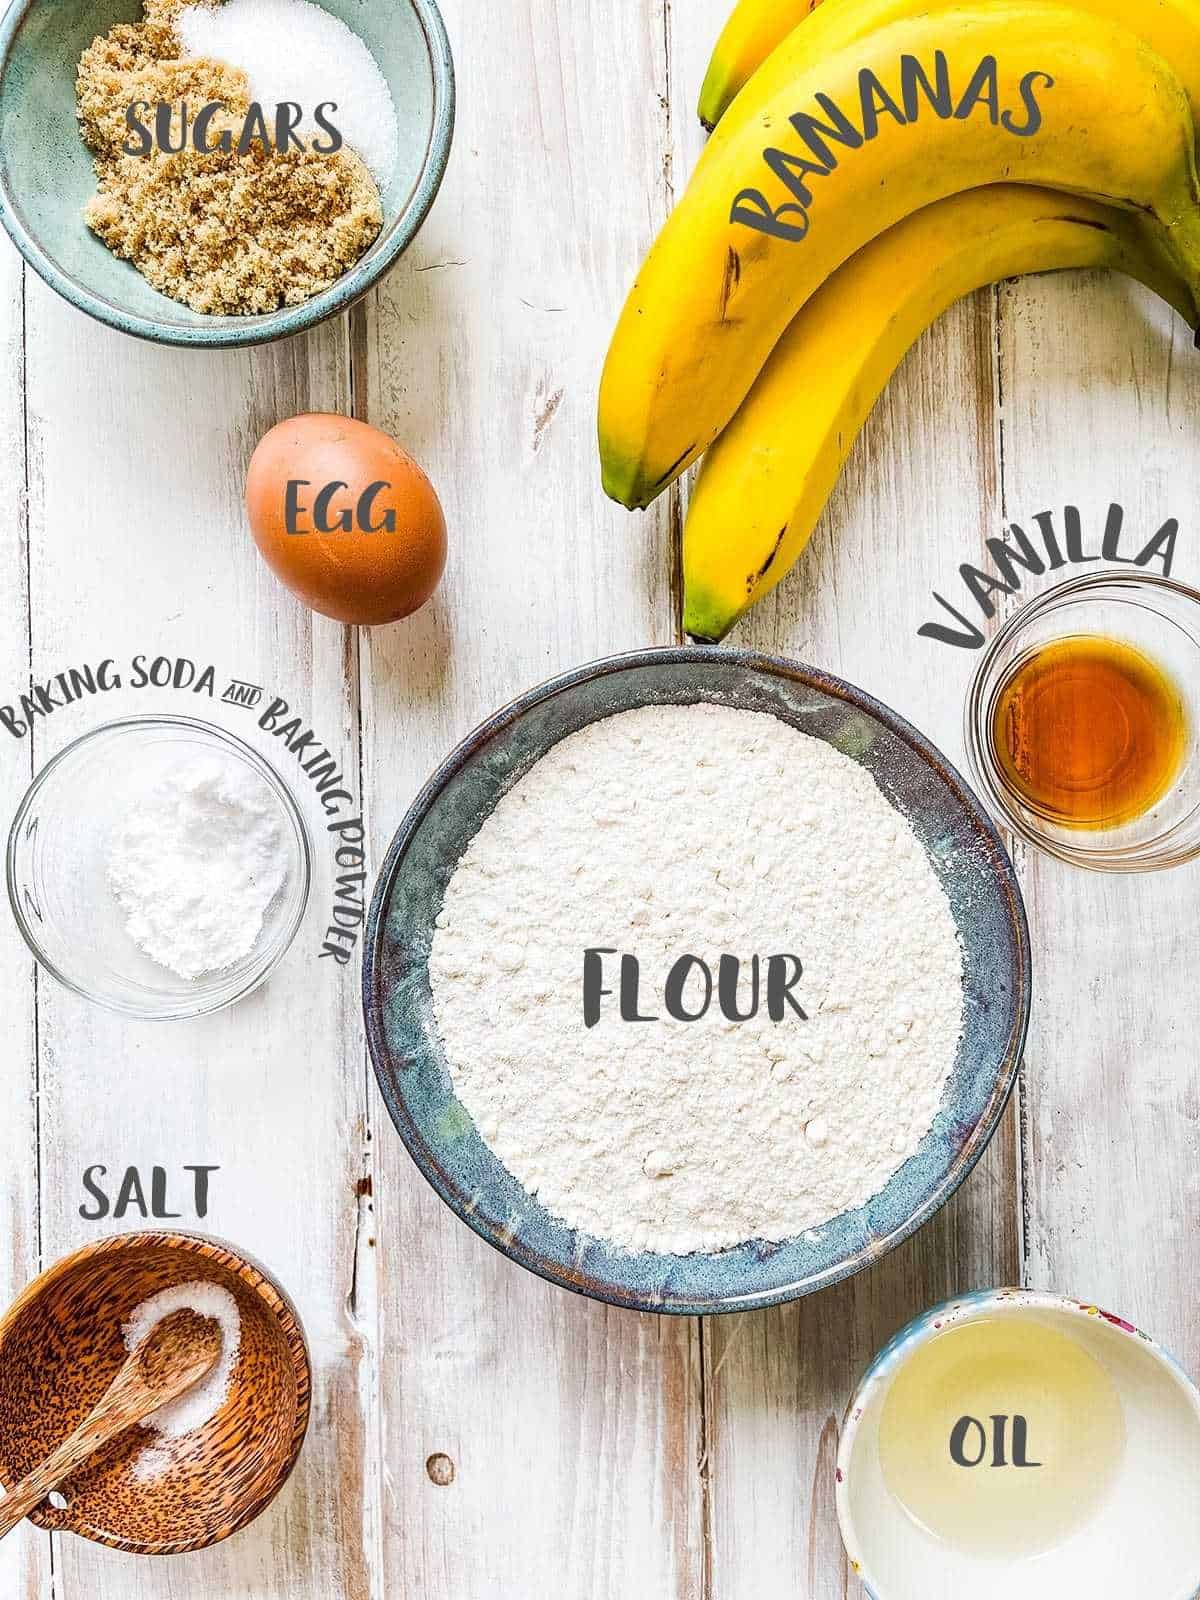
[107,752,290,981]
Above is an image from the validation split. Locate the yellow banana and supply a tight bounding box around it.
[699,0,821,129]
[682,187,1193,641]
[598,7,1200,510]
[698,0,1200,166]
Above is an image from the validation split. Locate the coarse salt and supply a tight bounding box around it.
[122,1280,242,1479]
[107,752,290,981]
[176,0,399,189]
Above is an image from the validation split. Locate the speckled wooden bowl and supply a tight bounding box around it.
[0,1231,310,1554]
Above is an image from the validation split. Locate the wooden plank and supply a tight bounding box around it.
[16,272,376,1596]
[996,268,1200,1366]
[357,2,704,1596]
[0,233,53,1600]
[704,302,1023,1598]
[668,8,1021,1594]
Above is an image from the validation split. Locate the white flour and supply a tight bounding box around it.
[430,702,965,1256]
[107,753,289,981]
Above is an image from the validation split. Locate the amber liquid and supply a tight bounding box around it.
[992,634,1187,829]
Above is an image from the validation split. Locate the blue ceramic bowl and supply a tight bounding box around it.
[363,648,1032,1315]
[0,0,453,346]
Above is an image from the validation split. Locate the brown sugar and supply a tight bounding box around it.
[76,6,382,316]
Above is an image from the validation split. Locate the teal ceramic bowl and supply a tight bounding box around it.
[363,648,1033,1315]
[0,0,453,346]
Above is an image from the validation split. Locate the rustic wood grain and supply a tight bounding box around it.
[996,268,1200,1369]
[0,224,54,1600]
[701,297,1023,1598]
[668,7,1022,1594]
[8,274,375,1596]
[356,3,704,1597]
[0,1233,310,1554]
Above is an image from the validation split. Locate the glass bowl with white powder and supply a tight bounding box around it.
[365,648,1032,1315]
[7,716,310,1018]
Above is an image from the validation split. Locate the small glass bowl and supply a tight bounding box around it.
[7,716,311,1018]
[965,571,1200,871]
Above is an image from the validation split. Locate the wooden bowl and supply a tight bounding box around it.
[0,1231,310,1554]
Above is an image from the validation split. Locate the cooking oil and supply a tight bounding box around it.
[991,634,1186,829]
[877,1317,1125,1559]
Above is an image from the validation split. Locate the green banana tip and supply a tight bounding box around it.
[600,458,656,512]
[682,600,737,646]
[696,62,729,134]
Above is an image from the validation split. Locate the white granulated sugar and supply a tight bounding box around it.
[177,0,400,188]
[430,703,965,1256]
[122,1280,241,1473]
[107,753,289,981]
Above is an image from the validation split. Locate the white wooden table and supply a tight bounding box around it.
[1,1,1197,1594]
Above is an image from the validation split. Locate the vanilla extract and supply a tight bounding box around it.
[992,634,1187,829]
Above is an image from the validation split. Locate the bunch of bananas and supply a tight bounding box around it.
[598,0,1200,641]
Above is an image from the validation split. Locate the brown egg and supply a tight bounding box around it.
[246,414,447,625]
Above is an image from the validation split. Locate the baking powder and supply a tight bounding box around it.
[108,753,289,980]
[429,703,964,1255]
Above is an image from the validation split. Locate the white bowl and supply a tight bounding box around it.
[837,1289,1200,1599]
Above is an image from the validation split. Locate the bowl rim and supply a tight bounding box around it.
[964,568,1200,872]
[0,0,455,348]
[0,1228,312,1554]
[5,712,313,1018]
[834,1286,1200,1599]
[362,644,1032,1316]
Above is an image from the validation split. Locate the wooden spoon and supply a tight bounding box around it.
[0,1307,222,1540]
